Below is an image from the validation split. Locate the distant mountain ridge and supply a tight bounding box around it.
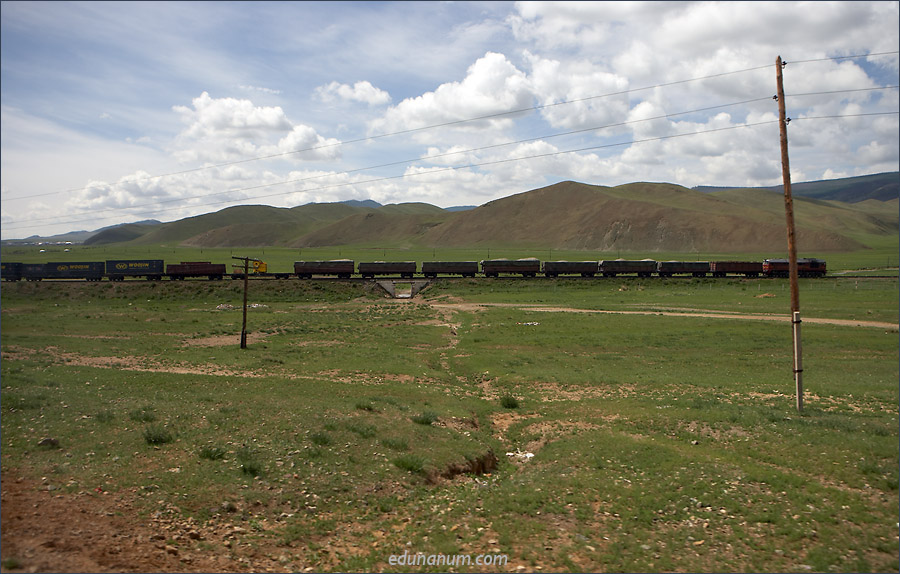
[694,172,898,203]
[4,173,896,252]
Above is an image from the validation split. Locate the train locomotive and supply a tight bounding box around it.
[0,257,828,282]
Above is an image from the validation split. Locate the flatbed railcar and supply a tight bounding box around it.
[422,261,479,278]
[481,258,541,277]
[657,261,710,278]
[542,261,599,277]
[106,259,166,281]
[358,261,417,279]
[710,261,763,277]
[599,259,657,277]
[294,260,355,279]
[166,261,227,280]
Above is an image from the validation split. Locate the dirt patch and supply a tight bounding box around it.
[0,472,292,573]
[429,301,898,330]
[490,411,540,438]
[182,333,268,347]
[430,450,499,483]
[5,346,266,379]
[520,420,602,454]
[531,380,638,402]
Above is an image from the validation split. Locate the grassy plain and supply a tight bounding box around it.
[1,274,898,572]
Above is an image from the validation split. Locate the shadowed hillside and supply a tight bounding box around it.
[694,172,899,202]
[419,181,874,252]
[73,177,898,253]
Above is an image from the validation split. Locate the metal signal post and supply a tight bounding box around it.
[775,56,803,412]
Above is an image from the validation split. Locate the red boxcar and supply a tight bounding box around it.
[762,258,827,278]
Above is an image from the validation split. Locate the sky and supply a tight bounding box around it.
[1,1,898,240]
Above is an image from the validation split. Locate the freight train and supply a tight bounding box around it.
[0,257,828,281]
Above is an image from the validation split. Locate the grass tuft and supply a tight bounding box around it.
[199,445,227,460]
[393,453,426,474]
[310,431,333,446]
[411,410,438,425]
[130,407,157,423]
[380,437,410,451]
[236,446,262,476]
[142,424,173,445]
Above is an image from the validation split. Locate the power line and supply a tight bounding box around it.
[786,51,899,65]
[2,96,779,228]
[4,108,893,232]
[1,119,785,232]
[7,53,896,205]
[5,54,896,233]
[3,62,778,203]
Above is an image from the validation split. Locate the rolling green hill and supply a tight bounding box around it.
[78,178,898,253]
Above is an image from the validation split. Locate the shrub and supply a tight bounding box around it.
[237,446,262,476]
[143,425,173,445]
[501,395,520,409]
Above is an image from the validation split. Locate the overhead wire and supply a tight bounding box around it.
[3,62,779,203]
[2,95,781,229]
[4,119,784,232]
[4,51,898,232]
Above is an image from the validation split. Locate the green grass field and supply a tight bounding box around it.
[1,274,897,572]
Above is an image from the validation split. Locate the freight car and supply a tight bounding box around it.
[165,261,227,280]
[599,259,657,277]
[230,260,292,280]
[422,261,479,278]
[1,262,22,281]
[358,261,417,279]
[657,261,710,278]
[30,262,106,281]
[106,259,166,281]
[542,261,599,278]
[763,258,827,278]
[294,260,355,279]
[481,258,541,277]
[710,261,763,278]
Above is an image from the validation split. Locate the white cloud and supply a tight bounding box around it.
[171,92,342,164]
[369,52,533,139]
[315,81,391,106]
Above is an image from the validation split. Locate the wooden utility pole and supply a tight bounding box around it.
[233,256,260,349]
[775,56,803,412]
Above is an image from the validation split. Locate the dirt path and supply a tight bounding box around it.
[429,302,898,330]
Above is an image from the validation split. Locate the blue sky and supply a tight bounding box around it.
[2,1,898,239]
